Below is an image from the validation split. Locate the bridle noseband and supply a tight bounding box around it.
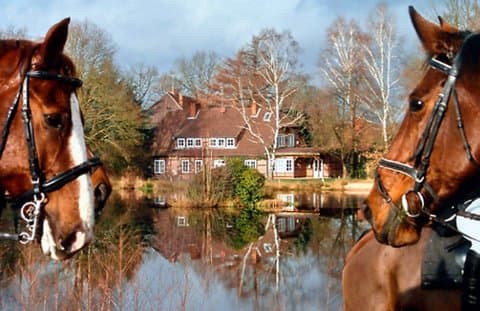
[375,33,480,221]
[0,69,100,243]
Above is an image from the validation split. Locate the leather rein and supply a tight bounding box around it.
[0,69,100,244]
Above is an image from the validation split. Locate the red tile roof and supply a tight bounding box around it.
[150,92,319,158]
[175,106,244,138]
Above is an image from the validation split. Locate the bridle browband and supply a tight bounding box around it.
[0,68,100,243]
[375,33,480,222]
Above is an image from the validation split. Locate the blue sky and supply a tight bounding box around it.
[0,0,441,78]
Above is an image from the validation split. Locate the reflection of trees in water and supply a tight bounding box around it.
[0,192,156,310]
[0,191,367,310]
[73,192,155,308]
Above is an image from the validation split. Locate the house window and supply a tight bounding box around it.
[154,159,165,174]
[226,138,235,148]
[217,138,225,147]
[275,158,294,173]
[286,159,293,172]
[287,134,295,147]
[213,159,225,168]
[263,111,272,121]
[177,216,188,227]
[195,138,202,147]
[195,160,203,173]
[186,138,194,148]
[176,138,185,149]
[277,218,286,232]
[209,138,217,148]
[277,135,286,147]
[181,160,190,173]
[244,159,257,169]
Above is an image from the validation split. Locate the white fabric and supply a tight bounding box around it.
[457,197,480,254]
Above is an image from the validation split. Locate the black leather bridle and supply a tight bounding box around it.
[0,69,100,243]
[375,33,480,222]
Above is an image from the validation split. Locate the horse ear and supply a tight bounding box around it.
[409,6,460,55]
[37,18,70,66]
[438,16,459,32]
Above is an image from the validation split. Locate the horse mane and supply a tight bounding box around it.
[0,39,36,81]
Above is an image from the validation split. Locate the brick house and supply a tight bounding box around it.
[149,91,342,179]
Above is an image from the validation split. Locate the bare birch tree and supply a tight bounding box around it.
[174,50,221,98]
[361,4,403,150]
[433,0,480,29]
[124,63,161,109]
[215,29,304,179]
[319,18,366,178]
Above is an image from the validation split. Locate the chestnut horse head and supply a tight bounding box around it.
[366,6,480,247]
[0,18,100,259]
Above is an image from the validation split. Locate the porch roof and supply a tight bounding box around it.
[275,147,322,157]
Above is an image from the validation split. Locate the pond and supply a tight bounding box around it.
[0,190,369,311]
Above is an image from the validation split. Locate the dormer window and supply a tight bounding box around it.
[263,112,272,121]
[186,138,194,148]
[209,138,217,147]
[226,138,235,148]
[217,138,225,147]
[176,138,185,149]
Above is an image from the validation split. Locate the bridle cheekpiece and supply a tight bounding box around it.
[375,33,480,222]
[0,69,100,243]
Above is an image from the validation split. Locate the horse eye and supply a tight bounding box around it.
[44,114,64,129]
[409,99,424,112]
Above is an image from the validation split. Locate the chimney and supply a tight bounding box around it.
[251,101,257,116]
[179,93,184,106]
[189,102,198,118]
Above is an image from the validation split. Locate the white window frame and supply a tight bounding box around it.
[195,138,202,148]
[244,159,257,169]
[226,138,235,148]
[176,138,185,149]
[263,111,272,121]
[177,216,188,227]
[275,157,294,173]
[186,138,194,148]
[287,134,295,147]
[181,160,190,173]
[217,138,225,147]
[195,159,203,173]
[209,138,217,148]
[286,159,293,172]
[154,159,165,174]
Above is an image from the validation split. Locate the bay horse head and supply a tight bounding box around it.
[0,18,100,259]
[365,6,480,247]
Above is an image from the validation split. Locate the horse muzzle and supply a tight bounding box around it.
[371,202,421,247]
[41,219,93,260]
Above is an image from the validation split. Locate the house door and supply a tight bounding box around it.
[294,158,307,178]
[313,159,324,180]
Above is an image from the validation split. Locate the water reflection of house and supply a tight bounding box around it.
[276,216,301,237]
[149,91,342,180]
[151,209,307,266]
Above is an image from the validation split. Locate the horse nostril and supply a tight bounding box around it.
[58,230,88,254]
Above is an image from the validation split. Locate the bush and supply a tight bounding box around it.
[237,169,265,208]
[229,206,264,249]
[186,157,265,208]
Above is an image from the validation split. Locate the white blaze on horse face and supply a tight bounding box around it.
[41,93,94,259]
[69,93,95,234]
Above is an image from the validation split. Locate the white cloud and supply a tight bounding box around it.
[0,0,441,77]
